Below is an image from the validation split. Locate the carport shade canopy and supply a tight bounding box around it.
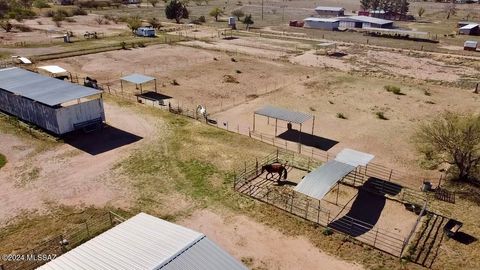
[253,105,316,135]
[120,73,157,93]
[294,160,355,200]
[335,148,375,167]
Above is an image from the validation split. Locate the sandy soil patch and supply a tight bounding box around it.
[180,209,364,270]
[0,102,160,222]
[290,49,355,71]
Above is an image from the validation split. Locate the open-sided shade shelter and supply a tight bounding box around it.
[37,213,247,270]
[121,73,157,94]
[294,148,374,202]
[253,105,316,136]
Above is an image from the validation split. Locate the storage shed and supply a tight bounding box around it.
[303,17,340,30]
[135,26,156,37]
[459,23,480,35]
[338,16,393,29]
[0,67,105,135]
[464,40,478,51]
[37,213,248,270]
[314,6,345,17]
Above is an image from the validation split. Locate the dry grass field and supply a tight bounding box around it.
[1,0,480,269]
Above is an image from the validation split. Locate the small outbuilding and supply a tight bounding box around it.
[0,67,105,135]
[303,17,340,30]
[135,26,156,37]
[314,6,345,17]
[459,23,480,35]
[37,213,248,270]
[338,16,394,29]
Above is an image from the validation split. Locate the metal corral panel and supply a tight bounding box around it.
[56,99,106,134]
[0,67,102,106]
[162,237,248,270]
[37,213,247,270]
[335,148,374,167]
[255,105,313,124]
[121,73,156,84]
[294,160,355,200]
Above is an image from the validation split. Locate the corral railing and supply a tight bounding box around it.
[0,212,125,270]
[234,150,411,257]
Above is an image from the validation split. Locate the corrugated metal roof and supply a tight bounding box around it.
[315,6,345,12]
[464,40,478,48]
[335,148,374,167]
[0,67,102,106]
[338,15,393,25]
[460,23,479,30]
[38,65,68,74]
[37,213,247,270]
[294,160,354,200]
[121,73,156,84]
[304,17,340,23]
[255,105,313,124]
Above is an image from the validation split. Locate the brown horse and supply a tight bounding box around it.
[261,162,288,181]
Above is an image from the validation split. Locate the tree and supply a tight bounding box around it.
[231,9,244,20]
[148,0,159,7]
[209,7,223,21]
[444,2,456,20]
[165,0,189,23]
[243,14,253,30]
[418,6,425,18]
[414,111,480,183]
[127,15,142,32]
[0,19,12,32]
[360,0,371,11]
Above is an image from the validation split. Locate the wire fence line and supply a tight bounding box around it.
[233,149,422,258]
[0,212,125,270]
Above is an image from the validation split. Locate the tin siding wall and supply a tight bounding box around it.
[56,98,105,134]
[0,89,60,134]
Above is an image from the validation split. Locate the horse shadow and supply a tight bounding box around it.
[277,129,338,151]
[328,188,386,237]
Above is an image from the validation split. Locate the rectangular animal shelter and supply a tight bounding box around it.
[0,67,105,135]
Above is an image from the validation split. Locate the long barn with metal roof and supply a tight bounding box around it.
[0,67,105,135]
[37,213,248,270]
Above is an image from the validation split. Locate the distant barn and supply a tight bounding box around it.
[0,67,105,135]
[314,6,345,17]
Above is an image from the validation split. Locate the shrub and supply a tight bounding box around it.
[52,13,65,22]
[424,89,431,96]
[120,41,127,49]
[56,9,72,18]
[223,75,239,83]
[199,15,206,23]
[336,113,347,119]
[235,70,242,74]
[94,17,104,24]
[15,24,32,32]
[375,111,388,120]
[33,0,50,9]
[72,8,88,16]
[384,85,403,95]
[44,10,55,17]
[322,228,333,236]
[171,79,180,85]
[0,153,6,169]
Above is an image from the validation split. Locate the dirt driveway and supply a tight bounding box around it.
[0,102,161,223]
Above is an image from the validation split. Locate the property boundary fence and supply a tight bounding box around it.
[233,149,424,257]
[0,212,125,270]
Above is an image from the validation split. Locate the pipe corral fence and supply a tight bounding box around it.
[233,149,428,258]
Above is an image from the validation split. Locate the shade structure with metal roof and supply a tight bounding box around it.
[335,148,374,167]
[120,73,157,94]
[254,105,313,124]
[0,67,102,106]
[38,65,68,75]
[294,160,355,200]
[37,213,247,270]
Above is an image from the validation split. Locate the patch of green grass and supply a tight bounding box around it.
[0,153,6,169]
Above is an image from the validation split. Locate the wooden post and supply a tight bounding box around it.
[305,200,309,219]
[336,183,340,205]
[155,78,158,92]
[317,202,320,223]
[120,79,123,93]
[312,116,315,135]
[85,222,90,237]
[475,83,479,94]
[374,228,379,246]
[388,169,393,182]
[253,113,256,131]
[275,118,278,136]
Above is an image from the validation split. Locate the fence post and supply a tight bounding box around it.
[255,158,258,175]
[85,222,90,237]
[109,212,113,226]
[317,201,320,223]
[305,200,309,219]
[388,169,393,182]
[290,191,294,212]
[374,228,379,247]
[276,148,279,161]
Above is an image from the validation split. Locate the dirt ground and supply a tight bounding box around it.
[0,102,160,222]
[180,209,364,270]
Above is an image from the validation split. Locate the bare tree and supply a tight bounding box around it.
[414,111,480,183]
[444,1,457,20]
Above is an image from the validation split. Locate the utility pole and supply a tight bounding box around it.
[261,0,264,20]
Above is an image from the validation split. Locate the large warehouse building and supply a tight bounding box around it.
[303,17,340,30]
[0,67,105,135]
[37,213,248,270]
